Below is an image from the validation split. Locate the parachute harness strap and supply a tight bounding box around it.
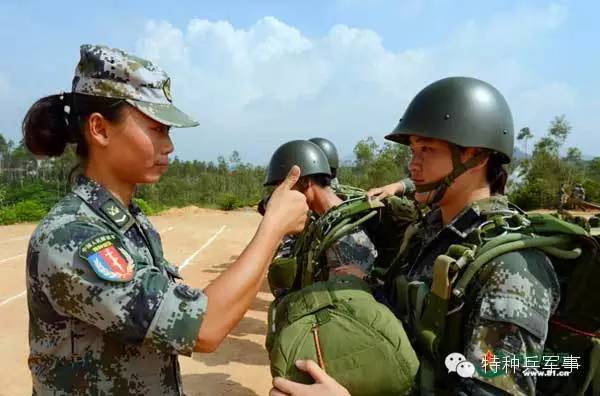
[415,210,581,358]
[303,197,383,285]
[415,145,489,206]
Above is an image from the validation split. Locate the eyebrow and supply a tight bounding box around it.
[411,136,438,144]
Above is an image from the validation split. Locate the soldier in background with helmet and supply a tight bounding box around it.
[558,183,569,210]
[270,77,559,396]
[571,183,586,211]
[265,140,377,280]
[307,137,343,190]
[574,183,586,201]
[308,137,415,200]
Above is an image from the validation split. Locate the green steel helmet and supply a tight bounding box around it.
[309,137,340,171]
[386,76,514,163]
[265,140,331,186]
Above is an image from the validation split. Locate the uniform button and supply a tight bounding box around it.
[174,284,201,300]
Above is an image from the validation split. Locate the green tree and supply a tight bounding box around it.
[0,132,8,173]
[511,115,577,209]
[548,115,571,147]
[565,147,582,164]
[516,127,533,156]
[353,137,378,169]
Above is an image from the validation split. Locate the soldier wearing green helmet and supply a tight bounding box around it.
[308,136,416,200]
[264,140,377,286]
[270,77,560,396]
[307,136,359,198]
[307,138,340,179]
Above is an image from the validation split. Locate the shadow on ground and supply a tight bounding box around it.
[231,316,268,337]
[193,336,269,367]
[203,255,239,274]
[182,372,261,396]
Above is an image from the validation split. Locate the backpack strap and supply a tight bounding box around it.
[416,223,583,350]
[408,210,591,394]
[383,222,420,284]
[453,233,580,299]
[300,197,384,287]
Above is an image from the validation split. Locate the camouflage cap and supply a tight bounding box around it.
[72,44,198,128]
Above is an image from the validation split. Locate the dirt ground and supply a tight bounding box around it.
[3,206,598,395]
[0,207,271,396]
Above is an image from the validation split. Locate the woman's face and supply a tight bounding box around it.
[408,135,486,205]
[94,106,174,184]
[408,136,454,204]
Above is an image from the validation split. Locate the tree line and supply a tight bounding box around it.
[0,114,598,225]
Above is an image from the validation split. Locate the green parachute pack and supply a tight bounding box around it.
[392,209,600,395]
[266,194,419,396]
[266,275,419,395]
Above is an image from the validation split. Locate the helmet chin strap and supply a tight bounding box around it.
[414,145,489,206]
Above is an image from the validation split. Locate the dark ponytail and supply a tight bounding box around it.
[22,93,127,160]
[22,94,72,157]
[486,153,508,195]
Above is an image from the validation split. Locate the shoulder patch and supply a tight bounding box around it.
[79,233,135,282]
[100,199,131,228]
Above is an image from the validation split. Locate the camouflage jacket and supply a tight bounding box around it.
[27,175,206,396]
[275,186,378,283]
[391,196,560,396]
[325,229,377,277]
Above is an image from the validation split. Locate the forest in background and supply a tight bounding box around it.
[0,114,598,224]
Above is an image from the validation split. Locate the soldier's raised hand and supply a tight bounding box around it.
[332,265,366,279]
[264,165,308,236]
[367,181,405,200]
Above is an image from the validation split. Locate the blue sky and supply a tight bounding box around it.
[0,0,598,163]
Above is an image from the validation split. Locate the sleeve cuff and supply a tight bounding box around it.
[400,178,415,195]
[146,283,208,356]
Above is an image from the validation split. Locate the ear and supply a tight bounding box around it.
[302,179,316,202]
[86,112,111,147]
[462,148,489,172]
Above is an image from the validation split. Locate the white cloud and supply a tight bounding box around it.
[133,3,582,163]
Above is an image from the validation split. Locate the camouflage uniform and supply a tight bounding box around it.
[388,196,560,396]
[325,229,378,277]
[27,176,206,395]
[330,177,341,191]
[573,185,586,203]
[27,45,201,395]
[558,185,568,210]
[275,209,377,281]
[325,177,413,277]
[398,177,416,196]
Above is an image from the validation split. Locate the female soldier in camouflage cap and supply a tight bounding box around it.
[23,44,308,395]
